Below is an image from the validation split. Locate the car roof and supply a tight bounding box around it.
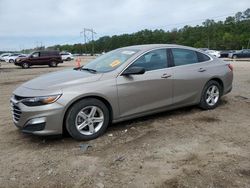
[119,44,198,51]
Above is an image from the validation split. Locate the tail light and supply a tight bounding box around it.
[227,64,233,71]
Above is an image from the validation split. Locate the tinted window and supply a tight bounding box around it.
[40,52,47,57]
[196,52,210,62]
[172,48,198,66]
[131,49,167,71]
[40,51,59,56]
[243,50,250,53]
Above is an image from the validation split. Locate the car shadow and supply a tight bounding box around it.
[108,105,199,132]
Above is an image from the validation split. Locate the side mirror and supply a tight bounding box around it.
[122,66,145,76]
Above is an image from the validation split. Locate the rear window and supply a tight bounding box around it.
[60,52,69,55]
[40,51,59,57]
[172,48,198,66]
[196,52,211,62]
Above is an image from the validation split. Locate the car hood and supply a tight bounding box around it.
[20,69,103,90]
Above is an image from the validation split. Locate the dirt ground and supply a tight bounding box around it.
[0,58,249,188]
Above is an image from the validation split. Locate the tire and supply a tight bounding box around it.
[22,62,30,69]
[199,80,222,110]
[65,98,110,141]
[66,57,71,61]
[49,61,58,67]
[9,59,14,63]
[232,55,237,59]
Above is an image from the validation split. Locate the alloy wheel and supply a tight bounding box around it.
[75,106,104,135]
[205,85,220,106]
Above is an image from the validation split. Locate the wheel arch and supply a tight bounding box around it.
[200,77,224,101]
[208,77,224,94]
[62,95,113,135]
[21,61,31,68]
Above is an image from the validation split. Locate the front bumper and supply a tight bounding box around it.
[14,62,22,66]
[10,97,65,135]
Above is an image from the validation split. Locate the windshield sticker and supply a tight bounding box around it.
[122,51,136,55]
[110,60,121,67]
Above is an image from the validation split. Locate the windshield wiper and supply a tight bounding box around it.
[80,67,97,73]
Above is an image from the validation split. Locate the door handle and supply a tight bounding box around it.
[161,73,172,78]
[198,68,206,72]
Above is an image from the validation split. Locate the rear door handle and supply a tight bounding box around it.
[198,68,206,72]
[161,73,172,78]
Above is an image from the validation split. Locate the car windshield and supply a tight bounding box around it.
[83,49,139,73]
[28,52,33,57]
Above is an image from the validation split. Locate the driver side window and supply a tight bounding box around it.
[32,52,40,57]
[130,49,167,71]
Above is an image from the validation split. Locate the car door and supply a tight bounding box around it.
[116,49,173,118]
[170,48,211,107]
[39,51,51,65]
[30,52,41,65]
[247,50,250,58]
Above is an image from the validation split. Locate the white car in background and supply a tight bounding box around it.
[205,50,221,58]
[0,53,12,62]
[5,54,27,63]
[60,52,74,61]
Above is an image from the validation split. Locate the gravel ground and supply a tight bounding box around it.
[0,58,249,188]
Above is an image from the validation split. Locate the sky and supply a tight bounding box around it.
[0,0,249,51]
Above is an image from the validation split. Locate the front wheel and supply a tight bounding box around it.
[199,80,222,110]
[65,98,110,141]
[22,62,30,69]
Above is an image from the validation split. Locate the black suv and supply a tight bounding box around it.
[15,51,63,69]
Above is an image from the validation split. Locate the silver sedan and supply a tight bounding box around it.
[10,44,233,140]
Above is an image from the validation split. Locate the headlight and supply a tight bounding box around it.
[21,94,62,106]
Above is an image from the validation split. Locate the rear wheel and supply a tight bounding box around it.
[232,55,237,59]
[199,80,222,110]
[22,62,30,69]
[9,59,14,63]
[49,61,58,67]
[65,98,110,141]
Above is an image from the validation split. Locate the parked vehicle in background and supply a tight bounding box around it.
[198,48,209,52]
[5,54,27,63]
[220,50,235,58]
[14,50,63,69]
[73,53,81,57]
[0,53,11,61]
[205,50,221,58]
[228,49,250,59]
[60,52,74,61]
[10,44,233,141]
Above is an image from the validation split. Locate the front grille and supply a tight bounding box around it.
[10,102,22,123]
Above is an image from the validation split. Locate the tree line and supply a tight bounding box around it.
[48,8,250,54]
